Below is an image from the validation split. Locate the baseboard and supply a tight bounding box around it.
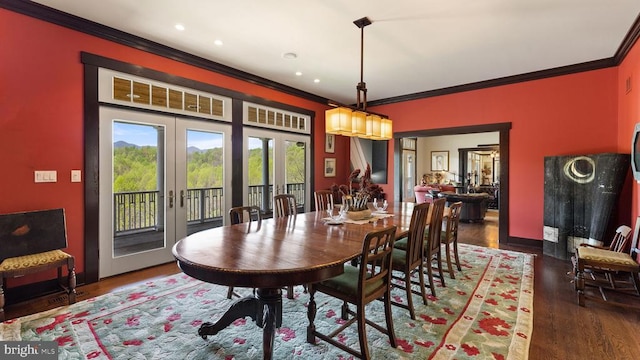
[4,272,85,305]
[506,236,543,249]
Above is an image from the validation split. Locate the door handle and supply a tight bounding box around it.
[169,190,174,208]
[275,185,280,195]
[180,190,185,207]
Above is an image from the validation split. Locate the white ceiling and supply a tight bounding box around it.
[33,0,640,104]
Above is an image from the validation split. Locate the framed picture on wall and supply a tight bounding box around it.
[431,150,449,171]
[325,134,335,153]
[324,158,336,177]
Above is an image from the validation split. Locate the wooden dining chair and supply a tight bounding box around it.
[229,205,262,226]
[423,197,447,294]
[389,201,431,320]
[226,206,263,299]
[273,194,297,218]
[571,224,633,285]
[307,225,397,360]
[314,190,334,212]
[441,201,463,279]
[573,219,640,307]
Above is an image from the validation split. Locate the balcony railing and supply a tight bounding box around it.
[185,187,224,224]
[246,183,305,211]
[114,191,158,234]
[113,183,305,235]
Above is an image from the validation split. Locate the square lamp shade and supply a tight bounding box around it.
[325,107,353,136]
[380,118,393,140]
[351,111,367,137]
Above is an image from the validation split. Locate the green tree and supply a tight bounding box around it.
[285,141,305,183]
[113,141,305,191]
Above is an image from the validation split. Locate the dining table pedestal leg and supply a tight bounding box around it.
[198,287,283,360]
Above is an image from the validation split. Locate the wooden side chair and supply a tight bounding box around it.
[314,190,334,212]
[306,225,397,360]
[273,194,297,218]
[571,224,633,286]
[441,201,463,279]
[226,206,262,299]
[1,250,76,322]
[229,205,262,226]
[389,202,430,320]
[0,208,76,322]
[423,197,447,294]
[574,217,640,307]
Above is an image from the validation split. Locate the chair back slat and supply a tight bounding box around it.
[426,198,446,254]
[630,217,640,260]
[405,202,431,267]
[443,201,463,244]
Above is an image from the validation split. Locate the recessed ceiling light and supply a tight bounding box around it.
[283,52,297,60]
[175,24,185,31]
[314,79,320,83]
[214,39,223,46]
[295,71,302,76]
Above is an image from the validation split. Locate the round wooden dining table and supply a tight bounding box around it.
[172,203,415,360]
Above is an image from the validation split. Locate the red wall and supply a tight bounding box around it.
[618,37,640,224]
[0,9,348,277]
[1,6,638,282]
[371,69,620,240]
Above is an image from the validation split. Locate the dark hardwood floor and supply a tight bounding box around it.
[5,209,640,359]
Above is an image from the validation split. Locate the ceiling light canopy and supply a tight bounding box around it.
[325,17,392,141]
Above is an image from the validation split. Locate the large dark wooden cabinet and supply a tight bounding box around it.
[543,153,629,260]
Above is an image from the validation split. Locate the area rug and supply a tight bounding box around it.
[1,244,534,359]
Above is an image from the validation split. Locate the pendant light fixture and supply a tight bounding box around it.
[325,16,393,141]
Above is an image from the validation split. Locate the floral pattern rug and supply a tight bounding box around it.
[1,244,533,359]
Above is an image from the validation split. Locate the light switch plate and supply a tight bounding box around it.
[71,170,82,182]
[34,170,57,183]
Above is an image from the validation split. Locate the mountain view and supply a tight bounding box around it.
[113,141,306,192]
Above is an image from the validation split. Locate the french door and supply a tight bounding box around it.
[400,138,417,201]
[243,128,311,216]
[99,107,231,277]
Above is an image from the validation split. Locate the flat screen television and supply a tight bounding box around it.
[633,123,640,181]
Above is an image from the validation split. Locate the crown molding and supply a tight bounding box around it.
[3,1,638,107]
[368,58,615,107]
[614,13,640,64]
[0,0,328,104]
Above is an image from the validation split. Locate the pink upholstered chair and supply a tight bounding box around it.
[414,185,433,204]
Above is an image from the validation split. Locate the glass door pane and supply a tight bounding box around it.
[186,129,224,234]
[175,119,231,236]
[283,139,308,213]
[112,121,166,256]
[246,135,274,213]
